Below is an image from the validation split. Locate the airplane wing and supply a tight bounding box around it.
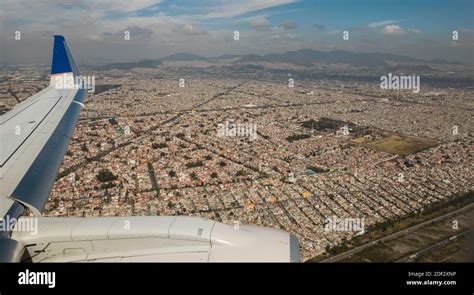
[0,36,300,263]
[0,35,86,220]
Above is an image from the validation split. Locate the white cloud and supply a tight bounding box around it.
[381,25,406,35]
[199,0,298,19]
[368,20,399,29]
[2,0,162,22]
[381,25,422,36]
[249,17,272,31]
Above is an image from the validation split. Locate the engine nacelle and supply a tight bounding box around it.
[11,216,300,262]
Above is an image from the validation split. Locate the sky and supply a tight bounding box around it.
[1,0,473,65]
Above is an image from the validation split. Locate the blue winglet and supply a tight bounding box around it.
[51,35,79,75]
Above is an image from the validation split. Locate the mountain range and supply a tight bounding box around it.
[95,49,462,71]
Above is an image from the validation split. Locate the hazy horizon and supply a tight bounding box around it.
[1,0,473,66]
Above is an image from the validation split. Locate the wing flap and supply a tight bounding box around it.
[0,93,62,166]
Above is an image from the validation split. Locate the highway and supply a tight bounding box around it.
[396,228,473,262]
[320,202,474,262]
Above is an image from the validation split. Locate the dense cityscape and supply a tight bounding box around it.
[2,58,472,261]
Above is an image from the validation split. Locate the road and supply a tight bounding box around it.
[396,228,473,262]
[320,202,474,262]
